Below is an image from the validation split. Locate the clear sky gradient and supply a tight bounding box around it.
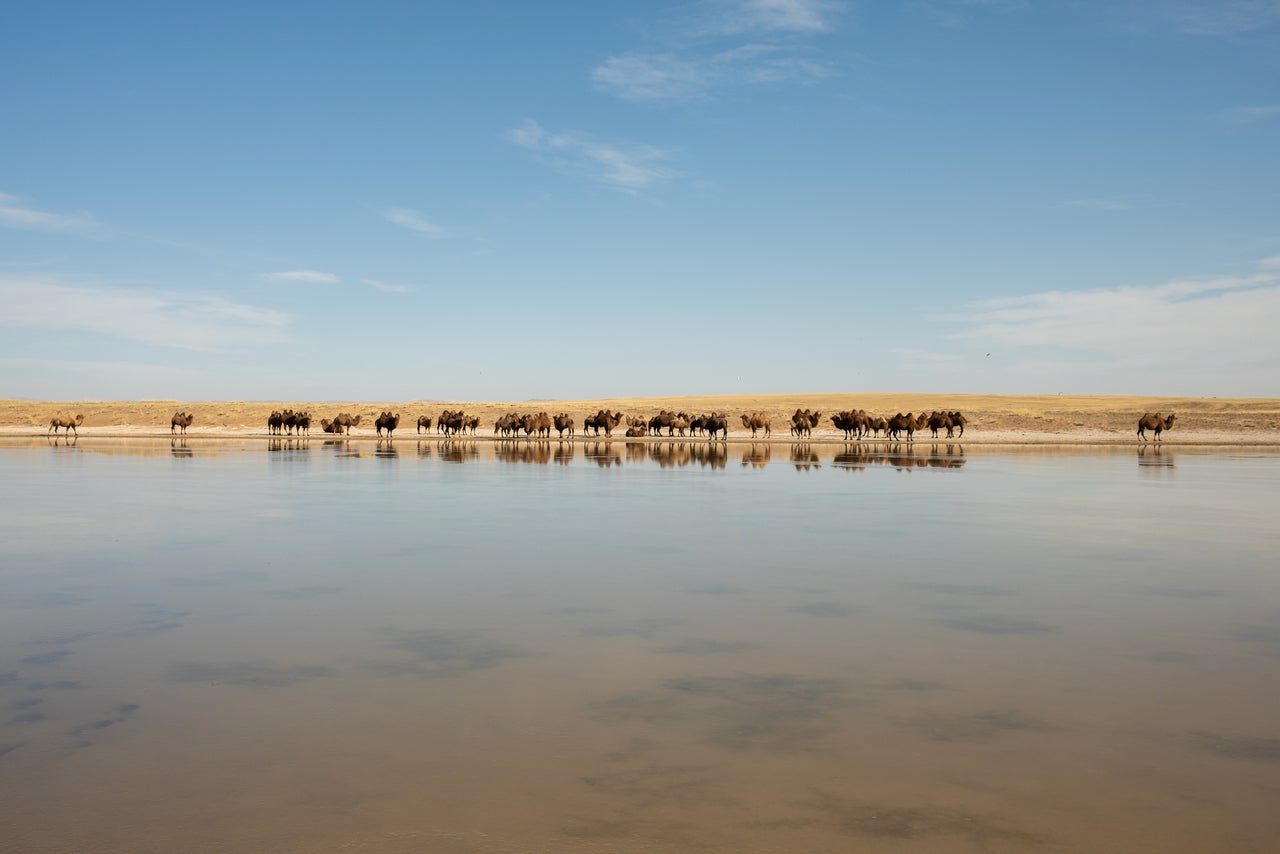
[2,1,1277,400]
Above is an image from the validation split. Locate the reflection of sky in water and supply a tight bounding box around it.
[1,440,1279,852]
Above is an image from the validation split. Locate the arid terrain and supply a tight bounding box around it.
[4,394,1278,443]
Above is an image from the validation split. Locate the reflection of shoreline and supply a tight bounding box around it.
[833,443,967,470]
[7,437,1271,469]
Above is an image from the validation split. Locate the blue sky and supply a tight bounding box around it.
[2,0,1277,400]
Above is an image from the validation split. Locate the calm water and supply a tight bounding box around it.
[2,438,1278,853]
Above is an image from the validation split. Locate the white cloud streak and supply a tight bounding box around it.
[382,207,448,237]
[0,276,291,352]
[1167,1,1280,36]
[592,0,839,102]
[692,0,842,36]
[262,269,341,284]
[0,192,100,234]
[594,44,832,101]
[505,120,679,191]
[950,263,1280,391]
[1224,104,1280,123]
[361,278,412,293]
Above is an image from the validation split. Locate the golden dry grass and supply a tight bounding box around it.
[4,393,1279,443]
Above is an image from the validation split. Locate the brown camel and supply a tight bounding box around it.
[417,415,433,434]
[832,411,867,440]
[927,411,952,439]
[333,413,361,434]
[320,418,343,434]
[585,409,623,437]
[740,412,772,438]
[705,412,729,440]
[267,411,284,434]
[170,412,194,434]
[375,411,400,437]
[553,413,575,438]
[48,413,85,436]
[1137,412,1176,441]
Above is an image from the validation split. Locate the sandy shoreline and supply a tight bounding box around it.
[5,393,1279,445]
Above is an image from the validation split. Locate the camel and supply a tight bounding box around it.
[320,418,344,434]
[948,411,967,439]
[494,413,519,437]
[740,412,772,438]
[1137,412,1175,441]
[788,409,822,438]
[554,413,575,438]
[267,411,284,434]
[48,413,85,436]
[170,412,194,434]
[443,411,467,435]
[375,411,400,438]
[437,410,456,434]
[584,409,623,437]
[831,411,867,440]
[705,413,729,440]
[649,410,675,435]
[887,412,928,441]
[294,412,311,435]
[625,424,648,437]
[927,411,952,439]
[417,415,433,434]
[333,413,361,434]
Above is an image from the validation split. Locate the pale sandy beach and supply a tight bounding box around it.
[4,393,1278,444]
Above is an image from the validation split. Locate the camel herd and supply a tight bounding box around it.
[41,409,1183,441]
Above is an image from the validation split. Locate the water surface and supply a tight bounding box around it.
[2,439,1278,852]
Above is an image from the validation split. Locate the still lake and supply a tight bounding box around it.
[2,438,1278,853]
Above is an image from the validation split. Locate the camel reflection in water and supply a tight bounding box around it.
[437,440,479,463]
[641,441,728,469]
[582,442,621,468]
[374,439,399,458]
[495,440,552,465]
[554,442,575,466]
[170,437,192,458]
[1137,444,1175,472]
[741,444,771,469]
[267,438,311,455]
[790,444,820,470]
[832,443,966,471]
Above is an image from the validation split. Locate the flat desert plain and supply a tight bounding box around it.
[4,394,1279,443]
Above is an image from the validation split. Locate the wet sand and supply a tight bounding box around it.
[4,393,1279,443]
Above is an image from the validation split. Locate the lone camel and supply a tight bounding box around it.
[1137,412,1175,441]
[49,414,85,436]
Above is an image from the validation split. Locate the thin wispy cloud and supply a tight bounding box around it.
[1167,1,1280,36]
[506,120,679,192]
[0,192,100,234]
[382,207,447,237]
[1064,198,1133,211]
[593,0,839,102]
[262,269,340,284]
[1224,105,1280,123]
[951,261,1280,375]
[690,0,842,36]
[594,44,832,101]
[0,276,291,352]
[361,278,412,293]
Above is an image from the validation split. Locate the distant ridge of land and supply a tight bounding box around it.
[3,394,1278,444]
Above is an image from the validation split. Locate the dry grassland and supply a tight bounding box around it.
[3,394,1279,444]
